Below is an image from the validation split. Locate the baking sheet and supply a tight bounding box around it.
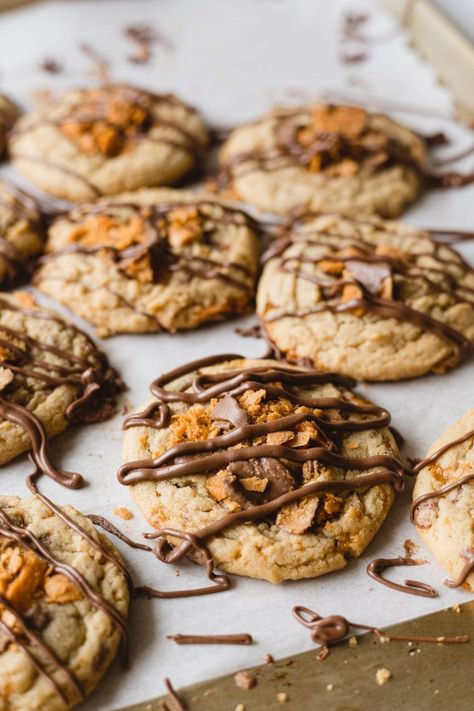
[0,1,473,709]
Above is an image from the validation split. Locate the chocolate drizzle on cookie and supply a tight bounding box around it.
[0,295,123,488]
[367,556,437,597]
[292,605,468,660]
[411,427,474,588]
[0,492,129,702]
[119,353,409,581]
[10,84,208,196]
[261,214,473,368]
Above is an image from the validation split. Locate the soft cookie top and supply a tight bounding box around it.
[0,179,44,286]
[219,103,427,217]
[257,213,474,380]
[35,188,260,336]
[9,84,209,201]
[412,410,474,591]
[120,355,404,584]
[0,291,123,474]
[0,494,129,711]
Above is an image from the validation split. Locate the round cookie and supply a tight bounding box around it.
[119,355,405,584]
[257,212,474,381]
[219,103,427,217]
[34,188,260,336]
[0,179,44,286]
[412,411,474,592]
[0,291,123,477]
[0,92,20,156]
[0,493,129,710]
[9,84,209,201]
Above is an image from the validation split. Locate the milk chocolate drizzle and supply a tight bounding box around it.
[411,427,474,588]
[0,295,123,488]
[367,556,437,597]
[0,488,128,702]
[164,677,188,711]
[167,633,253,645]
[119,354,409,582]
[261,214,473,365]
[292,605,468,660]
[10,84,208,197]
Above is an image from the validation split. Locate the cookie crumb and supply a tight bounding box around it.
[234,671,257,690]
[348,636,358,647]
[376,668,392,685]
[378,635,390,644]
[113,507,133,521]
[326,683,334,691]
[403,538,419,557]
[265,654,275,664]
[452,604,461,613]
[276,692,288,703]
[235,705,245,711]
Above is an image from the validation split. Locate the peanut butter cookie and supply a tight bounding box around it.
[219,103,426,217]
[0,291,123,481]
[0,493,129,710]
[0,92,20,157]
[0,179,43,286]
[9,84,209,201]
[257,213,474,380]
[412,410,474,592]
[119,355,405,583]
[34,188,260,336]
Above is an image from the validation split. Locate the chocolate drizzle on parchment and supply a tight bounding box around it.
[118,353,410,585]
[367,556,437,598]
[292,606,469,660]
[0,484,129,703]
[260,213,473,368]
[0,295,123,488]
[411,427,474,588]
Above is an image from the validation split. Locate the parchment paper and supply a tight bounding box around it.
[0,1,473,708]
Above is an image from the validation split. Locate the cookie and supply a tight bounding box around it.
[119,355,405,583]
[257,212,474,381]
[412,411,474,591]
[0,291,123,484]
[0,179,44,286]
[219,103,426,217]
[0,493,129,710]
[9,84,209,201]
[0,93,20,156]
[34,188,260,336]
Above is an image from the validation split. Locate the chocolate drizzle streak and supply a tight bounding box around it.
[0,295,123,488]
[119,353,409,583]
[261,214,473,367]
[167,633,252,645]
[0,489,129,701]
[411,428,474,588]
[164,677,188,711]
[367,556,437,597]
[292,606,468,660]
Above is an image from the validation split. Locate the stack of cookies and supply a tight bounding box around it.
[0,81,473,709]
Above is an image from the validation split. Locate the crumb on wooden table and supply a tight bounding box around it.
[234,671,257,690]
[376,667,392,685]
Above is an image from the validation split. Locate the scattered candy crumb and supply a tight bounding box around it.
[326,683,334,691]
[276,692,288,703]
[376,668,392,685]
[348,636,358,647]
[234,671,257,690]
[113,507,133,520]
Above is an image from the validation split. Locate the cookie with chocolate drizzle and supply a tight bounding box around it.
[257,212,474,380]
[0,493,129,711]
[0,179,44,287]
[119,355,407,583]
[34,188,260,336]
[0,291,123,481]
[9,84,209,201]
[412,409,474,592]
[218,103,426,217]
[0,92,20,157]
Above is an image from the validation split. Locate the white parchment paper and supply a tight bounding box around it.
[0,1,474,708]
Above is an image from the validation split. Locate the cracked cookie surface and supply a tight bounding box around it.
[412,410,474,592]
[219,103,426,217]
[257,213,474,381]
[0,291,123,466]
[34,188,260,336]
[9,84,209,201]
[0,180,43,287]
[0,494,129,711]
[121,356,402,583]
